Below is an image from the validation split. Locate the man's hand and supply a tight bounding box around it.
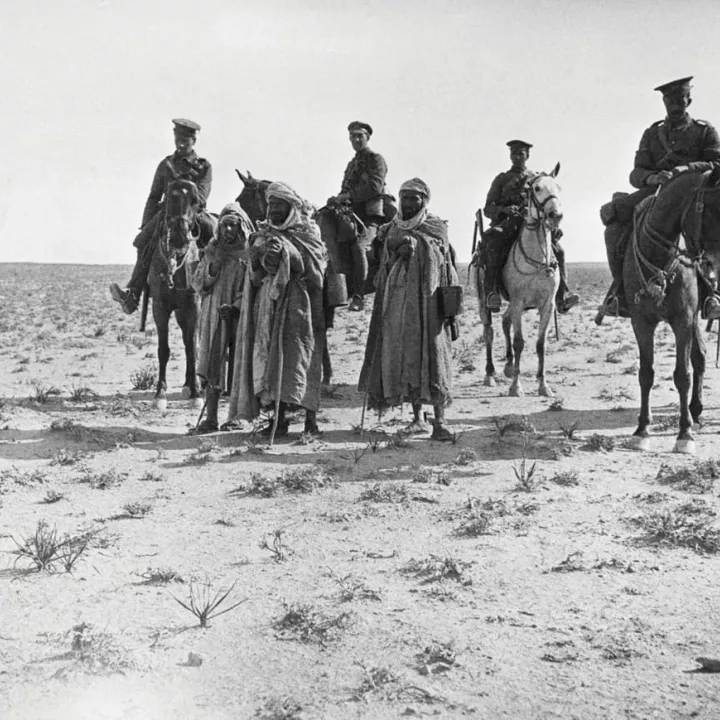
[647,170,673,186]
[672,165,690,176]
[397,239,414,260]
[218,304,235,319]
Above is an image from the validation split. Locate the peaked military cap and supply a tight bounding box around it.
[653,76,693,95]
[172,118,201,136]
[348,121,373,136]
[507,139,533,150]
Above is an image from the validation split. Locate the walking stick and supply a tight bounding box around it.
[554,307,560,341]
[269,293,289,447]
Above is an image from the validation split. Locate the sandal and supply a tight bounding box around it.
[431,423,454,442]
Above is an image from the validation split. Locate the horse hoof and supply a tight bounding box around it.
[538,385,554,398]
[627,435,651,452]
[509,386,524,398]
[191,397,203,410]
[503,364,514,379]
[181,386,192,400]
[154,397,168,413]
[484,375,496,387]
[692,422,702,432]
[673,438,696,455]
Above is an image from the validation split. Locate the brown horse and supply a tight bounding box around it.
[624,166,720,454]
[148,177,216,411]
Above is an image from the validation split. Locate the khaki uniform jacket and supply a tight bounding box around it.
[340,147,388,222]
[483,167,534,225]
[630,116,720,189]
[141,151,212,227]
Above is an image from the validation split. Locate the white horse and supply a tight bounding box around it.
[474,164,563,397]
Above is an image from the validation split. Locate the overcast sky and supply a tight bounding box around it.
[2,0,720,265]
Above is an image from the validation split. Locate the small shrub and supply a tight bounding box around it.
[583,434,616,452]
[547,470,580,487]
[260,529,292,562]
[412,467,451,486]
[69,385,98,403]
[172,578,246,629]
[231,473,280,498]
[358,482,409,503]
[655,459,720,494]
[78,468,126,490]
[559,420,581,440]
[549,551,586,573]
[255,696,305,720]
[454,448,477,466]
[120,501,152,518]
[327,571,382,602]
[40,489,65,504]
[139,567,184,585]
[273,602,354,645]
[129,365,156,391]
[28,379,61,404]
[401,555,472,585]
[280,466,335,493]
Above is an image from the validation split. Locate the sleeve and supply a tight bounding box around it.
[629,127,656,189]
[700,123,720,164]
[339,160,354,194]
[483,174,504,222]
[231,262,247,309]
[196,160,212,206]
[349,153,388,203]
[191,244,221,294]
[141,161,167,227]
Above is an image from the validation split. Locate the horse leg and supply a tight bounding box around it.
[502,310,514,379]
[483,309,496,386]
[628,316,656,451]
[508,305,525,397]
[176,298,201,405]
[689,320,706,428]
[536,301,554,397]
[153,299,170,412]
[671,322,696,454]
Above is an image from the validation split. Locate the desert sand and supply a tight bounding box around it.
[1,262,719,720]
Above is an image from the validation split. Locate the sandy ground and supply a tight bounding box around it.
[1,262,720,720]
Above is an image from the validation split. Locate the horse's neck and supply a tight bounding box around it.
[516,214,549,264]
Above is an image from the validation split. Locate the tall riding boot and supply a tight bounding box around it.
[596,223,630,324]
[484,264,502,311]
[554,247,580,314]
[698,263,720,320]
[349,240,368,311]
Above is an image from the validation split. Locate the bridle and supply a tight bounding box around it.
[157,182,201,290]
[512,174,561,275]
[632,172,710,304]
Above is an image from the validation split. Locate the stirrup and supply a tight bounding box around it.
[486,292,502,312]
[702,297,720,321]
[557,293,580,314]
[348,295,364,312]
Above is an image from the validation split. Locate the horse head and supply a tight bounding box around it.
[160,178,201,288]
[235,168,272,226]
[526,164,563,233]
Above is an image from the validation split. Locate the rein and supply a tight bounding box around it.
[631,175,708,304]
[157,222,196,290]
[510,175,559,276]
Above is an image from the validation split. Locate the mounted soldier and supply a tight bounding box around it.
[109,118,215,315]
[597,76,720,322]
[322,121,390,311]
[480,140,579,314]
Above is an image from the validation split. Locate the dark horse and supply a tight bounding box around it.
[625,166,720,454]
[234,169,336,385]
[148,176,215,411]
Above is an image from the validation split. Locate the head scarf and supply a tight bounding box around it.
[218,202,254,238]
[265,181,315,230]
[395,177,431,230]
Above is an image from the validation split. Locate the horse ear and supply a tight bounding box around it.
[235,169,247,185]
[247,169,255,180]
[708,164,720,187]
[550,162,561,178]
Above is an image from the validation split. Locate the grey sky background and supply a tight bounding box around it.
[2,0,720,265]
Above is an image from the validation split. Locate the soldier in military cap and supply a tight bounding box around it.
[109,118,214,314]
[481,140,579,313]
[327,121,389,311]
[598,77,720,321]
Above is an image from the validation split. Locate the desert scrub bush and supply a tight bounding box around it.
[454,448,477,466]
[1,466,49,485]
[54,622,134,677]
[547,470,580,487]
[273,602,354,645]
[412,466,451,485]
[654,459,720,494]
[79,468,127,490]
[548,551,586,573]
[231,472,281,498]
[129,364,156,391]
[280,465,335,493]
[632,499,720,554]
[353,664,401,700]
[512,433,538,492]
[358,482,409,503]
[139,567,184,585]
[401,555,472,585]
[51,448,87,466]
[40,489,65,504]
[172,578,246,629]
[326,570,383,602]
[452,340,476,373]
[416,641,459,675]
[260,529,292,562]
[255,696,305,720]
[27,379,61,403]
[138,470,164,483]
[453,510,494,537]
[10,520,92,573]
[583,433,616,452]
[493,415,536,437]
[119,501,152,518]
[68,384,98,403]
[558,420,581,440]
